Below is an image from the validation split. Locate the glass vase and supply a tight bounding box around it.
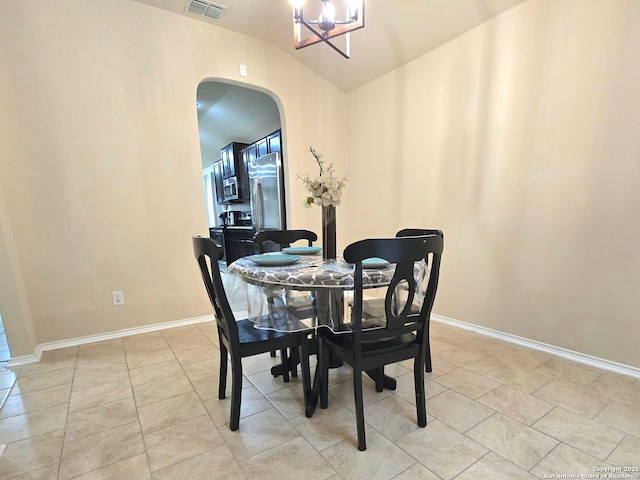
[322,205,337,259]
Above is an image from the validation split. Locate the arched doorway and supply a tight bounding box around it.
[196,81,284,264]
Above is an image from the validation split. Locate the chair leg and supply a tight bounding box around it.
[319,339,329,409]
[374,366,384,392]
[229,355,243,431]
[425,338,432,373]
[280,349,290,382]
[218,343,228,400]
[415,356,427,427]
[270,350,276,358]
[290,347,299,377]
[353,369,367,451]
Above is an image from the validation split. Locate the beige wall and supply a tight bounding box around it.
[0,0,348,355]
[346,0,640,367]
[2,0,639,370]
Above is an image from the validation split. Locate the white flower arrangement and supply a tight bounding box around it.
[298,146,348,209]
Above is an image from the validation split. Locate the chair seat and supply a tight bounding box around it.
[236,318,297,345]
[322,328,417,355]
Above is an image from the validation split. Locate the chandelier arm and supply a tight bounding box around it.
[298,20,350,58]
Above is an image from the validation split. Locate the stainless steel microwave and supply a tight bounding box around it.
[223,176,239,202]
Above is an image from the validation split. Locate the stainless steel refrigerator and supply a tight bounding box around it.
[249,152,286,232]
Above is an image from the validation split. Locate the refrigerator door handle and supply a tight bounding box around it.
[252,177,264,232]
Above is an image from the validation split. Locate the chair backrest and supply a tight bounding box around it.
[343,235,444,351]
[253,229,318,253]
[192,236,240,346]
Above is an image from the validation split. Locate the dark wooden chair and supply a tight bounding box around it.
[254,229,319,362]
[318,234,444,450]
[253,229,318,253]
[192,236,312,431]
[396,229,444,373]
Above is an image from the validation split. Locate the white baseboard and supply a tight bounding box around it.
[7,314,215,367]
[7,312,639,380]
[432,314,640,380]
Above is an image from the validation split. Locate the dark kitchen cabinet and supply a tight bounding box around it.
[209,227,225,261]
[224,228,256,264]
[267,131,281,155]
[239,144,257,201]
[221,142,249,179]
[255,130,281,158]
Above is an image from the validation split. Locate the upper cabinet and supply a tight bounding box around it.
[221,142,249,179]
[255,130,281,158]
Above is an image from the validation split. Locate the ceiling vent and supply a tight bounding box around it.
[185,0,227,20]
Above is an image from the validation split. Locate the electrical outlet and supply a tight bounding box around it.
[112,291,125,306]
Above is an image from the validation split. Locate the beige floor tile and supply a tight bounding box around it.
[8,463,60,480]
[466,413,558,470]
[58,422,145,480]
[72,453,151,480]
[477,384,554,425]
[532,407,626,461]
[247,367,305,396]
[65,397,138,441]
[265,382,308,419]
[172,344,220,365]
[0,429,64,479]
[69,380,132,413]
[323,428,416,479]
[433,367,501,399]
[163,332,214,352]
[0,384,71,419]
[393,371,448,405]
[219,408,301,461]
[359,395,425,442]
[11,368,74,395]
[396,420,488,480]
[447,350,505,375]
[122,331,169,353]
[0,404,67,444]
[132,373,193,406]
[153,444,247,480]
[40,346,78,362]
[17,356,76,378]
[144,415,224,472]
[75,347,127,372]
[427,389,495,432]
[530,443,612,478]
[489,345,552,370]
[455,452,538,480]
[485,364,552,394]
[325,377,393,413]
[181,357,221,382]
[190,373,224,401]
[203,384,273,427]
[393,463,441,480]
[533,379,607,418]
[289,401,358,451]
[241,436,336,480]
[399,356,457,378]
[128,359,185,387]
[533,357,601,385]
[137,391,207,435]
[594,401,640,437]
[587,373,640,407]
[429,339,466,359]
[72,362,129,391]
[607,435,640,466]
[125,347,176,370]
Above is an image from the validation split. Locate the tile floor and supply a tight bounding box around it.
[0,319,639,479]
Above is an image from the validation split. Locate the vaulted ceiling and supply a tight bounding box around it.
[136,0,528,93]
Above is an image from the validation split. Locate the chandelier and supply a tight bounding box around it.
[292,0,365,59]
